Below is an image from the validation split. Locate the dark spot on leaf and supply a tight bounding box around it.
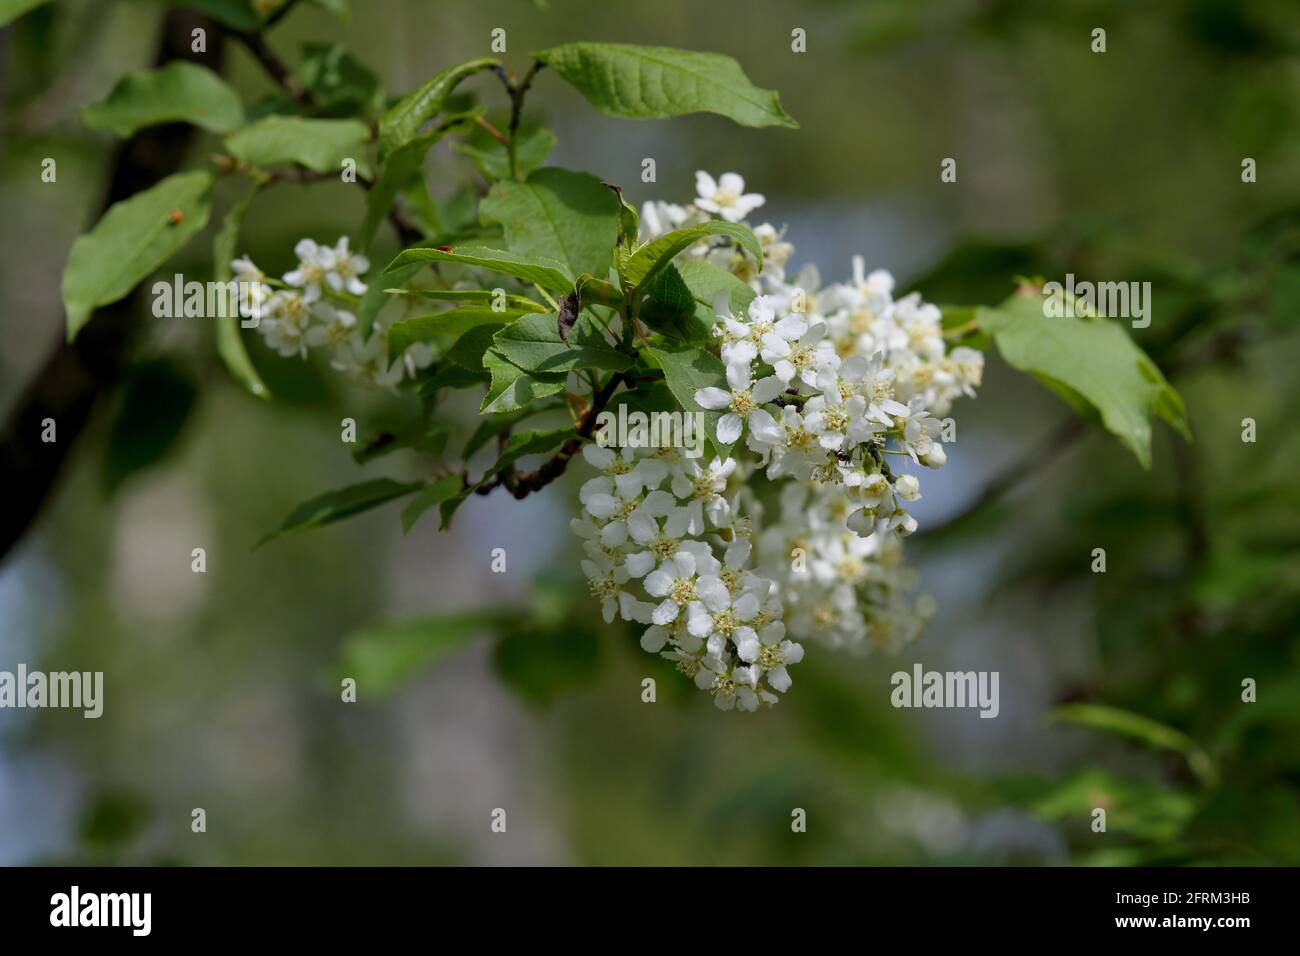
[558,290,580,344]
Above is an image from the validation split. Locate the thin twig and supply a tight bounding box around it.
[474,115,509,146]
[229,28,424,246]
[492,61,544,179]
[474,373,623,500]
[233,29,312,106]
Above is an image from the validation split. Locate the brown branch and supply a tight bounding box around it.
[0,9,219,562]
[475,373,624,500]
[264,0,303,29]
[474,115,509,146]
[493,61,544,180]
[228,29,424,248]
[233,28,311,106]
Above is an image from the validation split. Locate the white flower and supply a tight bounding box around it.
[306,302,356,348]
[230,255,273,320]
[644,550,709,626]
[694,362,783,445]
[639,200,691,239]
[767,321,837,386]
[888,510,918,537]
[687,579,761,658]
[581,552,630,623]
[759,405,826,480]
[754,223,794,278]
[326,236,369,295]
[755,626,803,693]
[283,238,334,302]
[560,182,987,709]
[585,487,674,549]
[259,291,313,358]
[580,445,649,502]
[898,398,942,463]
[857,353,910,427]
[712,293,762,366]
[670,456,736,532]
[693,655,747,710]
[622,504,697,575]
[694,171,765,223]
[921,443,948,468]
[329,332,403,388]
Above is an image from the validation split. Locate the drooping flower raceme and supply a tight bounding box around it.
[575,171,984,710]
[236,173,983,714]
[231,236,430,388]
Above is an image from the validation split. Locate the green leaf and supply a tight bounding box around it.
[676,257,756,316]
[62,170,214,340]
[447,323,509,370]
[306,0,349,20]
[534,42,797,128]
[492,312,631,375]
[299,43,382,112]
[212,182,270,399]
[607,182,639,255]
[378,56,499,158]
[259,478,422,547]
[480,427,576,482]
[480,350,566,413]
[417,361,491,399]
[1048,703,1216,786]
[638,263,709,341]
[352,421,449,465]
[611,378,677,417]
[338,610,503,695]
[625,220,761,296]
[385,241,572,294]
[400,475,463,533]
[386,287,545,312]
[463,400,565,460]
[359,260,423,337]
[452,127,556,181]
[479,167,621,281]
[493,624,601,706]
[979,292,1190,469]
[80,61,243,137]
[386,305,536,365]
[0,0,52,27]
[165,0,260,31]
[646,344,731,458]
[225,116,371,174]
[359,114,476,251]
[999,769,1197,841]
[437,490,472,529]
[103,360,198,494]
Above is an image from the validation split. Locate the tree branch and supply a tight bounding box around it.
[493,61,544,180]
[0,9,219,563]
[475,372,624,500]
[233,28,311,106]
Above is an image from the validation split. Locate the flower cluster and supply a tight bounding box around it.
[577,171,984,707]
[572,445,803,712]
[231,237,432,388]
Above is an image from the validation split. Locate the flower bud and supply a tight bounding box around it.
[894,474,921,501]
[921,444,947,468]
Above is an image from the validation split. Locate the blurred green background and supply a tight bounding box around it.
[1,0,1298,865]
